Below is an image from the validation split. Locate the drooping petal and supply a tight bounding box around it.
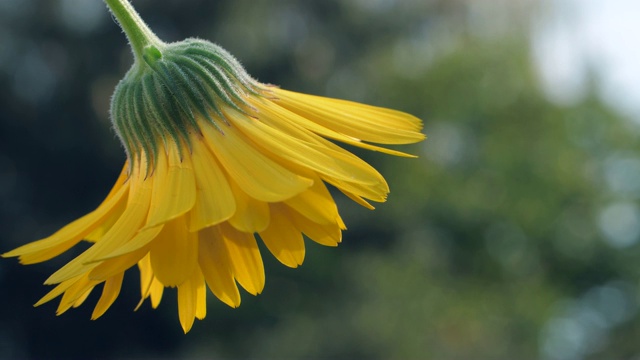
[219,223,265,295]
[258,98,418,157]
[284,174,340,225]
[198,227,241,308]
[239,101,392,203]
[148,278,164,309]
[3,175,129,264]
[91,272,125,319]
[85,165,130,242]
[259,203,305,268]
[288,206,343,247]
[137,253,165,309]
[88,245,150,281]
[34,275,80,307]
[56,275,99,315]
[195,271,207,320]
[232,107,386,187]
[338,188,376,210]
[272,87,425,144]
[44,159,154,285]
[150,217,198,287]
[325,175,388,204]
[201,118,312,202]
[146,141,196,228]
[177,267,205,333]
[227,180,270,233]
[96,225,163,260]
[188,139,236,231]
[137,254,153,301]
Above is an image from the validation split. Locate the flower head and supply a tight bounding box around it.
[3,0,425,333]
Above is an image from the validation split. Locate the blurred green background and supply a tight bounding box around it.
[1,0,640,359]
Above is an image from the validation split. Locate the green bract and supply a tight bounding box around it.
[110,39,265,172]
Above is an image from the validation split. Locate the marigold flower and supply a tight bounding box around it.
[4,0,425,332]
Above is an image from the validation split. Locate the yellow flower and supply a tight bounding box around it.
[3,0,425,333]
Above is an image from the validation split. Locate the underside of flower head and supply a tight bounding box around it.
[112,38,266,174]
[3,0,425,333]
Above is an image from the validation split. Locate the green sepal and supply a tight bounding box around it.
[110,39,265,175]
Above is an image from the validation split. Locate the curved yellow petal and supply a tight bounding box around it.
[148,278,164,309]
[136,254,165,310]
[72,288,94,309]
[195,272,207,321]
[146,141,196,228]
[35,276,79,307]
[260,99,418,157]
[137,254,153,302]
[3,179,129,264]
[272,88,425,144]
[259,203,305,268]
[44,162,153,285]
[233,107,385,186]
[56,275,98,315]
[324,175,389,204]
[88,245,150,281]
[177,268,205,333]
[96,225,163,261]
[198,227,241,308]
[339,189,376,210]
[285,174,340,225]
[288,207,342,247]
[201,119,312,202]
[150,217,198,287]
[220,223,265,295]
[188,139,236,232]
[227,180,270,233]
[84,165,130,242]
[91,272,124,320]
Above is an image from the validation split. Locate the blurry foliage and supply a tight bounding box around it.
[1,0,640,359]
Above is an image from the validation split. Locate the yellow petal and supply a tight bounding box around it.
[84,165,130,242]
[198,227,241,308]
[136,254,165,310]
[72,288,94,309]
[195,269,207,320]
[3,177,129,264]
[339,189,376,210]
[244,102,391,203]
[272,88,425,144]
[288,207,342,247]
[324,175,388,204]
[149,278,164,309]
[259,204,305,268]
[35,277,79,307]
[285,174,340,225]
[137,254,153,300]
[188,139,236,231]
[177,268,205,333]
[261,99,418,157]
[220,223,265,295]
[146,141,196,228]
[56,275,98,315]
[96,225,162,261]
[88,246,149,281]
[83,197,128,243]
[44,165,153,285]
[228,180,270,233]
[91,272,124,319]
[201,119,312,202]
[233,107,385,186]
[150,217,198,287]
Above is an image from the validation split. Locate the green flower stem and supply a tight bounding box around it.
[103,0,163,62]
